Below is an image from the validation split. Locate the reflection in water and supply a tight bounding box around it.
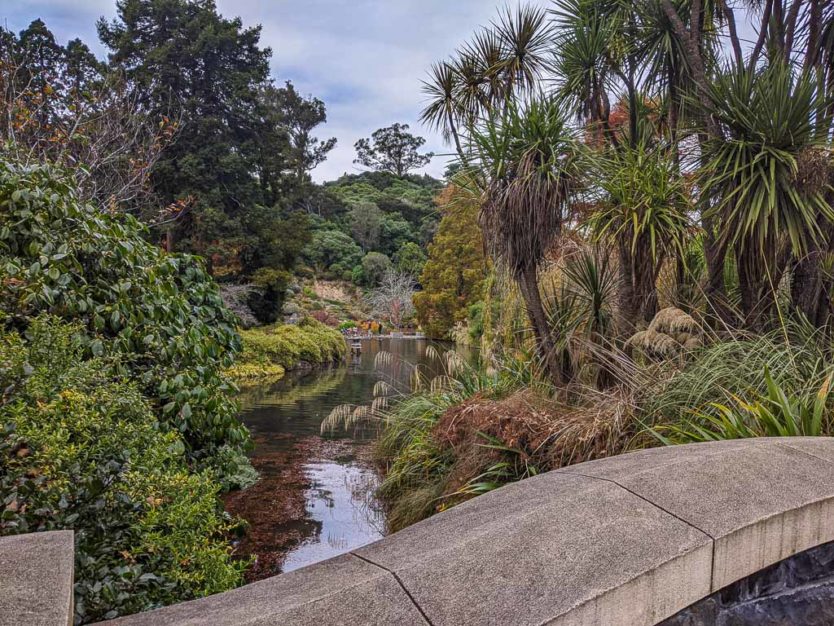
[229,337,460,578]
[282,461,385,573]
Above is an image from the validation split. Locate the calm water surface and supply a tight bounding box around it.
[234,337,457,575]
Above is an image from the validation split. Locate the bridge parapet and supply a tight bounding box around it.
[13,438,834,626]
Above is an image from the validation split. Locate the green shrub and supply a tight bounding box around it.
[361,252,392,286]
[643,324,830,426]
[0,162,247,485]
[0,318,245,624]
[653,368,833,443]
[232,318,346,377]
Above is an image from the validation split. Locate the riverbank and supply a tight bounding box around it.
[227,318,347,385]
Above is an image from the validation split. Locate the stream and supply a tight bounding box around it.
[224,337,454,582]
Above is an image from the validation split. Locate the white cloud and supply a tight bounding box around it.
[220,0,545,181]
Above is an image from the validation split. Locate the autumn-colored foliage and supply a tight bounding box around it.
[414,184,488,339]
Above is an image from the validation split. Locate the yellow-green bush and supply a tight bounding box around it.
[0,318,245,623]
[231,318,346,381]
[225,362,286,387]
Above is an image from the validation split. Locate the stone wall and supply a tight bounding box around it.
[0,530,74,626]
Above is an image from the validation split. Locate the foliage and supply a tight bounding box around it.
[239,208,311,276]
[354,123,433,177]
[97,0,329,281]
[643,321,833,429]
[590,143,691,324]
[394,242,427,277]
[414,184,487,339]
[301,228,363,280]
[700,62,833,325]
[702,63,830,255]
[653,368,833,443]
[225,362,286,387]
[469,96,584,382]
[420,5,553,160]
[0,318,245,624]
[234,318,347,375]
[0,161,248,485]
[0,20,173,215]
[325,171,442,229]
[349,202,382,251]
[360,252,392,287]
[218,284,259,329]
[258,81,336,188]
[246,268,292,325]
[378,213,416,257]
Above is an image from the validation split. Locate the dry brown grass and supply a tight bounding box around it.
[430,386,645,502]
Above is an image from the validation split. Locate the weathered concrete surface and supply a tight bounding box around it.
[0,530,74,626]
[559,438,834,590]
[661,540,834,625]
[355,472,712,625]
[103,553,428,626]
[92,438,834,626]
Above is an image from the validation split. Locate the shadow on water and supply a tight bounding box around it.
[224,337,461,581]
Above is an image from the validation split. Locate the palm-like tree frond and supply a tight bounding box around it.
[701,62,833,255]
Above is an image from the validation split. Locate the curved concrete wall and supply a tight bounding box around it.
[84,437,834,624]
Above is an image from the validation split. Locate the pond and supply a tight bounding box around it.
[224,337,458,582]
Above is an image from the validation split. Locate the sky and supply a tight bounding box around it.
[3,0,548,182]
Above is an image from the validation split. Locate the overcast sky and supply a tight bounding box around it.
[4,0,551,182]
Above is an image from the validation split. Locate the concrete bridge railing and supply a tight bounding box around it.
[7,438,834,625]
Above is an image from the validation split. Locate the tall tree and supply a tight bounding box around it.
[469,99,584,384]
[98,0,273,252]
[354,123,433,177]
[261,81,336,185]
[349,201,383,251]
[1,21,172,213]
[414,184,488,339]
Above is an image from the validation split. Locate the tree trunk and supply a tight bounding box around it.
[517,265,565,385]
[792,221,834,327]
[738,238,792,331]
[634,233,660,324]
[618,239,639,332]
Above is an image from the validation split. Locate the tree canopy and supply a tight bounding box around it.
[354,123,434,177]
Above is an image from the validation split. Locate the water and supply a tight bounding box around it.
[226,337,457,580]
